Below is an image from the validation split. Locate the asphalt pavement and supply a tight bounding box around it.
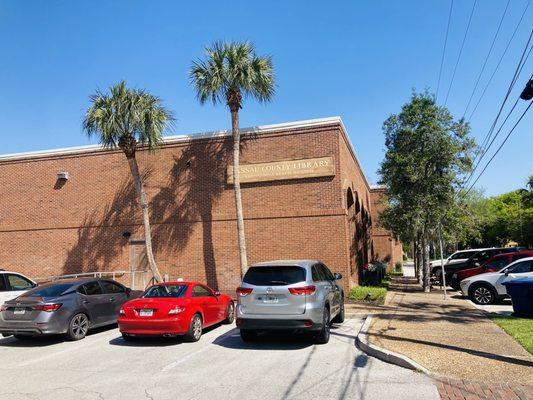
[0,318,439,400]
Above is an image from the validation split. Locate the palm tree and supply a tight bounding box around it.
[83,81,173,283]
[190,41,275,277]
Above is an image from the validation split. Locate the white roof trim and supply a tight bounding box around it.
[0,117,343,162]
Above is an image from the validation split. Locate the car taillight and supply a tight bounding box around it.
[236,287,253,297]
[0,304,8,312]
[34,303,62,312]
[119,308,126,316]
[288,286,316,295]
[168,306,185,315]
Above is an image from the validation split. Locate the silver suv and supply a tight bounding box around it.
[236,260,344,344]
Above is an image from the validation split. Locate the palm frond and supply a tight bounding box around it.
[83,81,173,153]
[189,41,275,108]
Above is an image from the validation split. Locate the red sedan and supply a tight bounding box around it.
[450,250,533,290]
[118,281,234,342]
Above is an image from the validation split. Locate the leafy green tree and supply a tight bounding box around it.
[83,81,173,283]
[378,92,475,291]
[190,41,275,277]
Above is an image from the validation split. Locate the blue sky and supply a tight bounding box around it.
[0,0,531,196]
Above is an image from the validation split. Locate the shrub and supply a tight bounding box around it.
[348,286,387,303]
[395,261,403,273]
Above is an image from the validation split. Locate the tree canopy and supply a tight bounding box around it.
[378,91,476,290]
[83,81,173,158]
[189,41,275,112]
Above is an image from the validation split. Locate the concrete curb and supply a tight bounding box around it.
[355,314,430,374]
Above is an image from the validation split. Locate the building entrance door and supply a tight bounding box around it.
[130,240,148,290]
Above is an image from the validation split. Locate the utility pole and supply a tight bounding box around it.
[438,224,447,300]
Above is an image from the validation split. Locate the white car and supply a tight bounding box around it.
[460,257,533,305]
[0,270,37,305]
[430,248,488,269]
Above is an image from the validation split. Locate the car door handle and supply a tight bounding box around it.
[109,298,116,302]
[83,300,90,304]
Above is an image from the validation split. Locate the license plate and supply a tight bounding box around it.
[263,295,278,304]
[13,308,26,315]
[139,309,153,317]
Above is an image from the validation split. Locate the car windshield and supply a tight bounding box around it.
[24,283,75,298]
[243,266,306,286]
[143,284,187,298]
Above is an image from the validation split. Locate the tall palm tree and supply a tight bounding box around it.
[190,41,275,277]
[83,81,173,283]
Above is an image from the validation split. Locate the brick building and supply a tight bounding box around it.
[0,117,401,293]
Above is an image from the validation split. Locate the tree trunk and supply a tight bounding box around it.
[127,156,163,283]
[422,229,430,292]
[231,109,249,277]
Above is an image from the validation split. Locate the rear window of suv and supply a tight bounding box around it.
[243,266,306,286]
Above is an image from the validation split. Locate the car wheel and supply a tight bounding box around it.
[240,329,258,342]
[469,283,497,305]
[223,302,235,324]
[450,279,461,291]
[184,314,203,342]
[433,268,443,283]
[314,307,331,344]
[121,333,136,342]
[67,313,90,341]
[331,300,345,324]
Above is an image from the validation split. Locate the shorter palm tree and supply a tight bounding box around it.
[190,41,275,277]
[83,81,173,283]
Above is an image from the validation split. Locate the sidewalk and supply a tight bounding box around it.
[365,277,533,398]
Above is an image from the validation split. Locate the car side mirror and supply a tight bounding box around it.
[334,272,342,280]
[504,270,509,276]
[125,287,132,295]
[214,291,221,297]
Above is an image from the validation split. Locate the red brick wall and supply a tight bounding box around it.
[369,188,403,271]
[0,120,400,293]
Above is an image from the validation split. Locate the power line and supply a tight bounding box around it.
[444,0,477,106]
[436,0,454,102]
[463,31,533,188]
[466,100,532,194]
[462,0,511,118]
[467,0,531,121]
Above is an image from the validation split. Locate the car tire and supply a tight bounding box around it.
[450,279,461,291]
[67,313,90,341]
[314,307,331,344]
[121,333,136,342]
[240,329,258,342]
[434,268,443,284]
[331,300,345,324]
[184,314,203,342]
[223,302,235,324]
[469,283,497,305]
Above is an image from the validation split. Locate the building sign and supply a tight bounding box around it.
[227,156,335,184]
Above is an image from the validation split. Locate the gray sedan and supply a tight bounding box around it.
[0,278,134,341]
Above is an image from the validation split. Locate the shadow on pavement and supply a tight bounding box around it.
[108,322,227,347]
[367,331,533,368]
[213,327,314,350]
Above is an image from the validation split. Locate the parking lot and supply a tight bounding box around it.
[0,318,439,400]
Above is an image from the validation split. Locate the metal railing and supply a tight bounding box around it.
[34,270,152,290]
[33,270,184,290]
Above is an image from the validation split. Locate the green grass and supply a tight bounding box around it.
[348,286,387,303]
[490,315,533,354]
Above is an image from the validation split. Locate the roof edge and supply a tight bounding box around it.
[0,117,343,162]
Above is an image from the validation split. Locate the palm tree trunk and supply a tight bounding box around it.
[127,156,163,283]
[231,109,249,277]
